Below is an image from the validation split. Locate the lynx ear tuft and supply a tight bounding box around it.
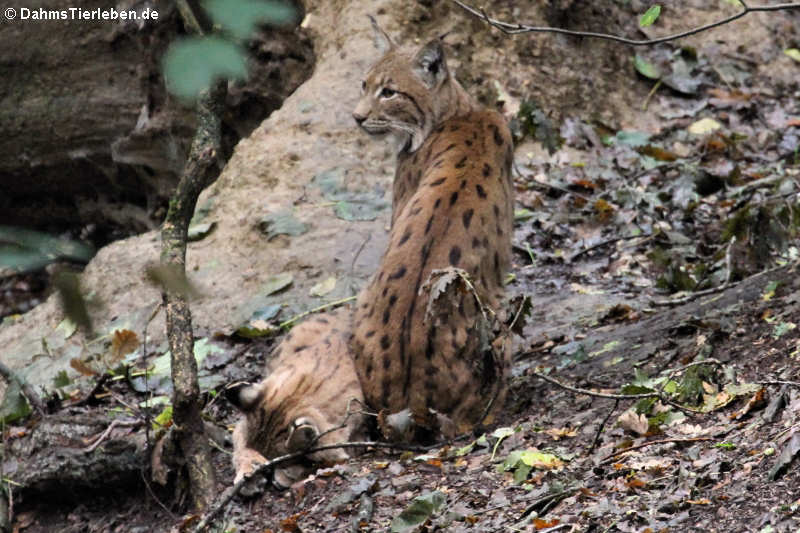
[368,15,394,54]
[413,39,448,89]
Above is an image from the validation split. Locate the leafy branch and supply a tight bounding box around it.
[530,358,726,415]
[451,0,800,46]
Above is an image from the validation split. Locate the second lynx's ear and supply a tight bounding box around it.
[368,15,394,54]
[413,39,448,89]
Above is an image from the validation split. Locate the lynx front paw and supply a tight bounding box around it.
[233,448,268,484]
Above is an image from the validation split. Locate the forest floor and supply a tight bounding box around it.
[8,2,800,533]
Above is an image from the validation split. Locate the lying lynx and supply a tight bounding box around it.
[351,19,514,432]
[230,309,364,488]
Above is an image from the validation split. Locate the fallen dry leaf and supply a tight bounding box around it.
[544,427,578,440]
[618,409,649,436]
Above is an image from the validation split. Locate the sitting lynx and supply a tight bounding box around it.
[351,19,514,432]
[230,17,515,486]
[230,309,364,488]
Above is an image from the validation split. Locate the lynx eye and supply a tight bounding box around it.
[380,87,396,98]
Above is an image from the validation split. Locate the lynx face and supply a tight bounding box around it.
[352,17,474,153]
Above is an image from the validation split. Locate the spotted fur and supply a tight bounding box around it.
[231,309,364,487]
[351,19,514,432]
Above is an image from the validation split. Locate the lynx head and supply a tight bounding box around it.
[352,16,473,153]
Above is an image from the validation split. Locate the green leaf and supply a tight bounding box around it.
[513,463,532,484]
[187,221,216,242]
[455,441,475,457]
[772,322,797,339]
[163,36,247,100]
[634,55,661,80]
[153,405,173,431]
[491,426,517,460]
[0,380,32,424]
[333,199,387,222]
[519,450,563,469]
[263,272,293,295]
[139,395,171,407]
[203,0,296,40]
[614,130,651,147]
[514,208,535,221]
[312,167,389,221]
[390,491,447,532]
[785,49,800,62]
[309,276,336,297]
[52,370,71,388]
[639,5,661,27]
[762,280,780,301]
[56,318,78,339]
[0,225,94,273]
[258,211,309,240]
[621,384,656,395]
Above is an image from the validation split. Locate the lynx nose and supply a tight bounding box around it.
[353,112,366,126]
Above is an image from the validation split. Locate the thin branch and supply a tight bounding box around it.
[191,440,429,533]
[652,262,789,307]
[451,0,800,46]
[530,360,723,416]
[279,295,357,328]
[759,380,800,387]
[600,436,713,464]
[83,419,141,453]
[532,371,657,400]
[589,399,619,454]
[569,232,652,262]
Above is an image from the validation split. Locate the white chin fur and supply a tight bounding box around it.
[389,130,411,152]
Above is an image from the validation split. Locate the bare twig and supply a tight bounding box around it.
[759,380,800,387]
[139,469,177,520]
[569,232,652,262]
[531,359,723,416]
[589,399,619,454]
[451,0,800,46]
[191,440,429,533]
[600,436,713,464]
[83,419,141,453]
[279,295,357,328]
[652,262,788,307]
[532,371,656,400]
[641,79,662,111]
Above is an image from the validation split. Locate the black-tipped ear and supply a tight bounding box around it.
[368,15,394,54]
[413,38,448,89]
[225,381,261,412]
